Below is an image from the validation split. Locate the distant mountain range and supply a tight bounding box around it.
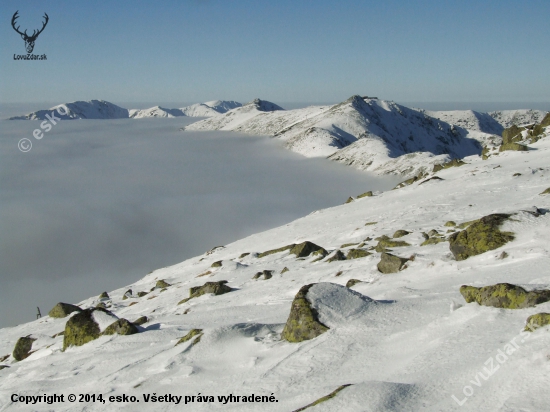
[9,100,242,120]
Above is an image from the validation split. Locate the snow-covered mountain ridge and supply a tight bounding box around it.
[9,100,242,120]
[1,121,549,411]
[187,96,548,176]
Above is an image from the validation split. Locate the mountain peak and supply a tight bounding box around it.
[245,99,284,112]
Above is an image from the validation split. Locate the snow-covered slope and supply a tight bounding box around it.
[9,100,130,120]
[1,127,549,411]
[187,96,489,176]
[488,109,547,128]
[10,100,242,120]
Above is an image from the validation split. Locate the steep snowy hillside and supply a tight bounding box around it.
[489,109,547,128]
[9,100,129,120]
[1,123,549,412]
[187,96,489,176]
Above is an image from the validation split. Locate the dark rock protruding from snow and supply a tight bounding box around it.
[63,308,117,350]
[460,283,550,309]
[281,284,329,342]
[290,241,327,258]
[245,98,284,112]
[178,281,232,305]
[132,316,148,326]
[102,319,139,336]
[12,336,36,361]
[48,302,82,318]
[377,253,409,274]
[448,214,514,260]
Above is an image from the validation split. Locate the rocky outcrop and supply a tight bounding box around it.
[63,308,113,350]
[211,261,223,268]
[176,329,203,346]
[499,142,528,152]
[290,241,327,258]
[102,319,139,336]
[178,281,232,305]
[375,236,410,252]
[258,244,295,258]
[448,214,514,260]
[432,159,466,173]
[12,336,36,361]
[346,249,371,259]
[281,284,329,343]
[377,253,409,274]
[346,279,362,288]
[357,191,373,198]
[327,250,346,262]
[524,313,550,332]
[48,303,82,318]
[460,283,550,309]
[253,270,273,280]
[98,292,109,299]
[392,230,410,238]
[155,280,171,289]
[132,316,148,326]
[540,188,550,195]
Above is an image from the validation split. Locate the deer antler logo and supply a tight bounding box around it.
[11,11,49,54]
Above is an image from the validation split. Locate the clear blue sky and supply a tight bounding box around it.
[1,0,549,105]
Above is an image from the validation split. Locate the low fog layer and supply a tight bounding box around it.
[0,117,399,327]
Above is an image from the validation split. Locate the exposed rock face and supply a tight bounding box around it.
[132,316,148,326]
[357,191,373,198]
[281,284,329,343]
[98,292,109,299]
[499,142,528,152]
[12,336,36,361]
[102,319,139,336]
[239,252,250,259]
[460,283,550,309]
[502,125,525,145]
[346,279,362,288]
[346,249,371,259]
[252,270,273,280]
[377,253,409,274]
[137,291,148,297]
[48,303,82,318]
[524,313,550,332]
[176,329,203,346]
[421,237,446,246]
[63,308,111,350]
[375,236,410,252]
[327,250,346,262]
[211,261,222,268]
[392,230,410,238]
[290,241,327,258]
[448,214,514,260]
[445,221,456,227]
[432,159,465,173]
[258,244,295,258]
[155,280,171,289]
[178,281,232,305]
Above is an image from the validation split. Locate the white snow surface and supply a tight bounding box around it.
[91,310,119,333]
[1,125,550,411]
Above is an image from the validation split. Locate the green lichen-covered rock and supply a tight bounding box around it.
[290,241,325,258]
[102,319,139,336]
[481,146,490,160]
[448,214,514,260]
[540,112,550,127]
[432,159,466,173]
[499,142,528,152]
[365,221,377,226]
[392,230,410,238]
[137,291,148,297]
[346,279,362,288]
[445,221,456,227]
[421,237,447,246]
[375,237,410,253]
[239,252,250,259]
[281,267,289,274]
[377,252,409,274]
[122,289,132,300]
[540,188,550,195]
[48,302,82,318]
[178,281,232,305]
[393,175,421,190]
[155,280,171,289]
[258,244,295,258]
[340,242,359,248]
[132,316,148,326]
[95,302,107,309]
[211,260,222,268]
[457,219,478,229]
[345,197,354,204]
[357,191,373,198]
[176,329,203,346]
[63,308,110,350]
[327,250,346,262]
[502,125,525,144]
[346,249,371,259]
[524,313,550,332]
[281,284,329,342]
[293,384,352,412]
[12,336,36,361]
[252,270,273,280]
[98,292,109,299]
[460,283,550,309]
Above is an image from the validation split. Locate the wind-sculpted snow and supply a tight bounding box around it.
[187,95,488,176]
